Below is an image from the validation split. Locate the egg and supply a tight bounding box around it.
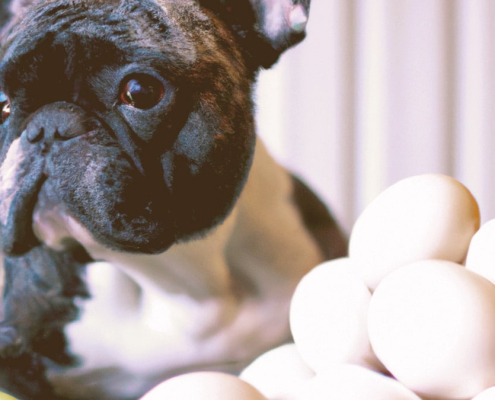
[368,260,495,399]
[349,174,480,290]
[295,364,421,400]
[139,372,267,400]
[289,258,385,373]
[466,219,495,284]
[239,343,314,400]
[472,387,495,400]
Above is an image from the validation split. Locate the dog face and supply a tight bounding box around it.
[0,0,310,257]
[0,0,250,256]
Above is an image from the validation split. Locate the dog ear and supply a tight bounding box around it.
[198,0,311,69]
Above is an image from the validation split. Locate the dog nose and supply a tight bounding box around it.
[23,102,90,144]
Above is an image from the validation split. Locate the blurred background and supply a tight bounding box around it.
[255,0,495,234]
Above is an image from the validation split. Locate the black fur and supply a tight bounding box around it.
[0,245,90,399]
[291,175,348,260]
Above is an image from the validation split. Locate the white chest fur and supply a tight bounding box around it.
[35,139,323,398]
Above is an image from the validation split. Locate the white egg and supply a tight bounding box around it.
[472,387,495,400]
[295,364,421,400]
[349,174,480,290]
[239,343,314,400]
[289,258,384,373]
[139,372,267,400]
[466,219,495,283]
[368,260,495,399]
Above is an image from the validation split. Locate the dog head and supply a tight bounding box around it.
[0,0,310,256]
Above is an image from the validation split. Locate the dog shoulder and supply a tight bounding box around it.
[225,138,345,292]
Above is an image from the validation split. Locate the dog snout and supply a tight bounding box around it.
[22,102,94,145]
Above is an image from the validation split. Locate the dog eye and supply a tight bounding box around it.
[120,75,165,110]
[0,90,11,123]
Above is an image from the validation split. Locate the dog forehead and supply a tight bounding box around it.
[0,0,201,83]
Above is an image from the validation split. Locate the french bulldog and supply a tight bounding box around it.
[0,0,347,398]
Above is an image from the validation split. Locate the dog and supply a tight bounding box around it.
[0,0,347,398]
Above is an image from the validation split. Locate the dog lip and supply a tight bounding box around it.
[1,165,46,256]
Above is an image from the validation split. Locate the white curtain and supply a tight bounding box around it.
[256,0,495,233]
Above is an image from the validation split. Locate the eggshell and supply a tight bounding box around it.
[349,174,480,290]
[368,260,495,399]
[466,219,495,283]
[289,258,384,373]
[139,372,267,400]
[472,387,495,400]
[239,343,314,400]
[295,364,421,400]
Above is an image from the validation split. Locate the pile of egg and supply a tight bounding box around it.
[140,174,495,400]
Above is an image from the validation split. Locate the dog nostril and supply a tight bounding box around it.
[24,103,91,144]
[54,129,63,140]
[26,127,44,143]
